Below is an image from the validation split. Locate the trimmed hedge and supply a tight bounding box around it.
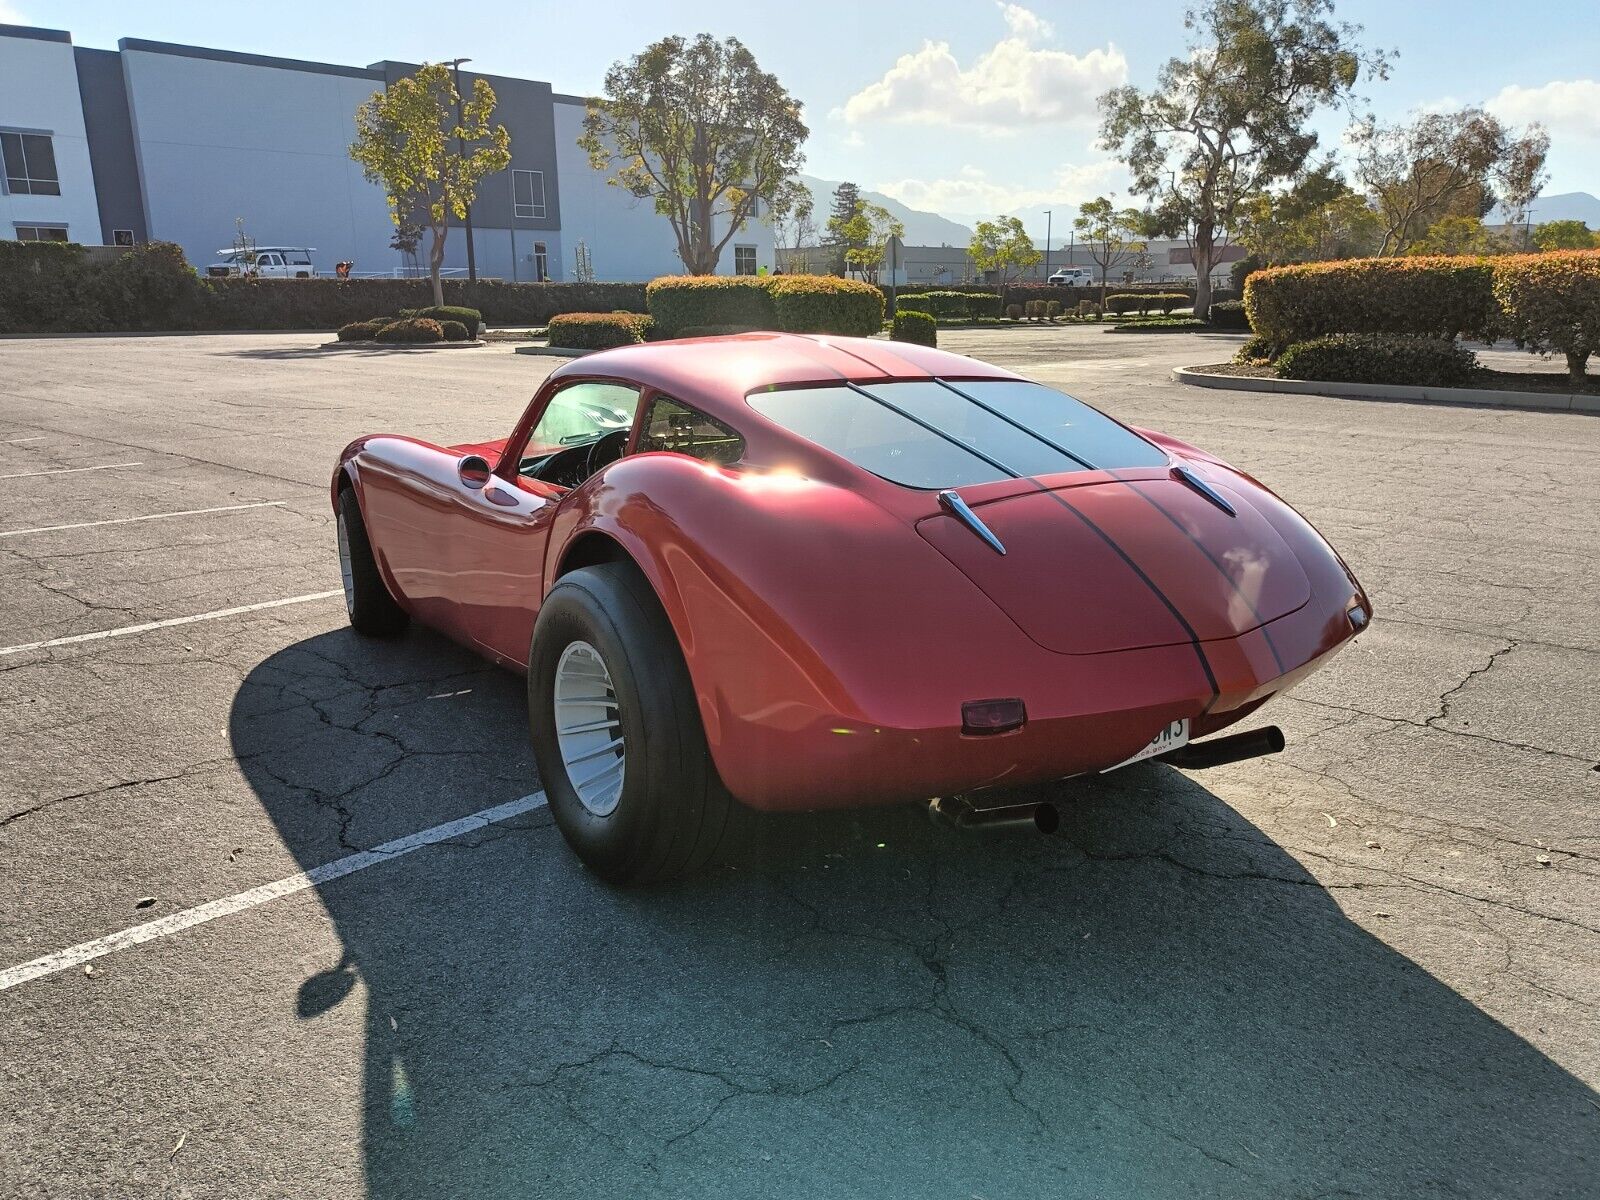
[376,317,444,343]
[0,240,650,333]
[1208,299,1250,331]
[646,277,775,337]
[337,319,385,342]
[439,320,470,342]
[547,312,653,350]
[1491,249,1600,385]
[768,274,883,337]
[1109,317,1210,333]
[411,305,481,330]
[895,290,1001,321]
[1274,334,1479,387]
[645,274,882,338]
[891,309,937,347]
[1245,256,1498,347]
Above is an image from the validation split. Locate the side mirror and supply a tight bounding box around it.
[458,454,492,489]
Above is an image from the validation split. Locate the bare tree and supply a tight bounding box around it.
[1353,107,1549,255]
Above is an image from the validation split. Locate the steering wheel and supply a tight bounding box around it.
[584,429,630,479]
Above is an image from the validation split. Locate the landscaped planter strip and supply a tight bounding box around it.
[1173,365,1600,414]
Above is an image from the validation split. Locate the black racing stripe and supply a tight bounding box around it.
[1117,475,1289,678]
[841,377,1222,708]
[1034,488,1221,701]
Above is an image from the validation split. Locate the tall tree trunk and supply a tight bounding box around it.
[1567,349,1590,388]
[429,226,447,308]
[1192,223,1216,321]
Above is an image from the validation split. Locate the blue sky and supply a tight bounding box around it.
[12,0,1599,223]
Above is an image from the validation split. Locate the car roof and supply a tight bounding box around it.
[549,332,1023,419]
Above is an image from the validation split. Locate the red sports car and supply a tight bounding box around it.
[332,333,1370,882]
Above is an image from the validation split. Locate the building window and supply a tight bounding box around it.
[532,241,549,282]
[512,169,546,219]
[734,245,757,275]
[1,132,60,196]
[14,225,69,242]
[113,229,135,246]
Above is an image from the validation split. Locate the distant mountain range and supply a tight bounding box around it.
[1490,191,1600,228]
[797,175,974,246]
[794,176,1600,248]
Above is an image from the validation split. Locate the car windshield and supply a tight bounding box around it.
[747,378,1168,489]
[523,382,638,457]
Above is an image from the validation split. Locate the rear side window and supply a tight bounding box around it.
[747,379,1167,489]
[637,396,744,465]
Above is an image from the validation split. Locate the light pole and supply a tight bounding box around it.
[448,57,477,292]
[1043,210,1052,280]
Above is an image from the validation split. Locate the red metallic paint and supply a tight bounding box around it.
[334,333,1369,812]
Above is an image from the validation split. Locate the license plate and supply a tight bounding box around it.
[1105,719,1189,772]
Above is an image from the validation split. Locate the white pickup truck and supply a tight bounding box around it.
[1046,268,1094,286]
[205,247,317,279]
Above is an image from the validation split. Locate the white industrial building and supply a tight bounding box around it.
[0,22,775,282]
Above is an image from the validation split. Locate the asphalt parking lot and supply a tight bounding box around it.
[1,325,1596,1198]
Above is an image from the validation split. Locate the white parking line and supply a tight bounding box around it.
[0,500,288,539]
[0,792,549,992]
[0,590,343,658]
[4,435,46,444]
[0,461,143,480]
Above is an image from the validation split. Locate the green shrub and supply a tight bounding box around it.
[94,242,206,330]
[1005,303,1023,320]
[645,276,775,336]
[439,320,470,342]
[1274,334,1479,386]
[767,274,883,336]
[967,293,1003,319]
[412,304,481,330]
[337,319,385,342]
[1490,249,1600,385]
[897,290,972,319]
[891,309,937,347]
[1044,299,1062,319]
[1152,293,1188,315]
[1245,256,1499,347]
[1234,333,1277,364]
[547,312,653,349]
[1208,299,1250,331]
[1104,294,1143,315]
[375,317,445,343]
[675,324,763,338]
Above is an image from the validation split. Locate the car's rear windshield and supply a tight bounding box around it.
[746,379,1168,489]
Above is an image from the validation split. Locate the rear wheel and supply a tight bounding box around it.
[528,562,735,884]
[337,486,409,636]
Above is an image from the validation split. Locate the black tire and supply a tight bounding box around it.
[528,561,735,884]
[337,486,409,636]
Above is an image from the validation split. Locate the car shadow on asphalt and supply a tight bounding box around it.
[229,627,1598,1199]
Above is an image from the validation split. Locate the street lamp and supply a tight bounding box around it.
[448,57,477,291]
[1043,210,1052,280]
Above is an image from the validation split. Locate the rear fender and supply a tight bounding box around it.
[544,454,1046,806]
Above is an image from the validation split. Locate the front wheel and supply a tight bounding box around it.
[337,487,409,636]
[528,562,735,884]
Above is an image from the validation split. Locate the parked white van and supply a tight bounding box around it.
[205,247,317,279]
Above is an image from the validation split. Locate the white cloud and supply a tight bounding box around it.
[1000,2,1053,41]
[839,6,1126,133]
[0,2,30,23]
[1486,80,1600,139]
[874,162,1125,218]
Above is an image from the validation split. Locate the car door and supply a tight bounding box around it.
[452,379,645,667]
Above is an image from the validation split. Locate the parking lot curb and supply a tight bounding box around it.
[316,340,487,351]
[513,344,594,357]
[1172,365,1600,415]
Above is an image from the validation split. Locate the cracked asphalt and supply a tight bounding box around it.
[0,327,1596,1198]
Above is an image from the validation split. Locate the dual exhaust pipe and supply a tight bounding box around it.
[927,725,1285,834]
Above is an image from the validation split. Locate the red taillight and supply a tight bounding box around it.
[961,698,1026,735]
